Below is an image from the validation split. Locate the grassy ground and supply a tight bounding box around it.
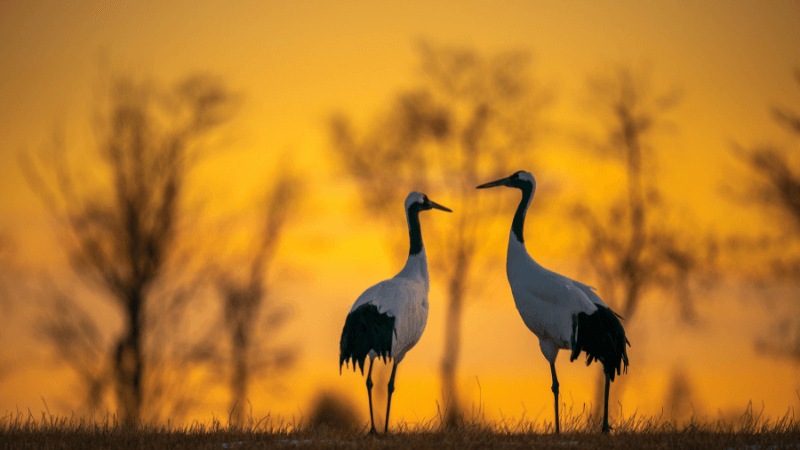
[2,407,799,449]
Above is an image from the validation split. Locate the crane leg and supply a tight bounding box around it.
[550,362,560,434]
[366,359,377,435]
[384,361,398,434]
[602,373,611,433]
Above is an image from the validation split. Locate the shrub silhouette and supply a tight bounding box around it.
[306,391,361,431]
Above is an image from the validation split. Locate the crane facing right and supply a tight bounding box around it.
[477,170,630,434]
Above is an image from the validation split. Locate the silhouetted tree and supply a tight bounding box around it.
[330,41,550,426]
[214,164,300,425]
[738,70,800,363]
[22,73,238,425]
[571,65,713,420]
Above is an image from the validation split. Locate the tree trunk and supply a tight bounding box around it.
[623,111,646,319]
[440,257,468,427]
[440,288,463,427]
[115,292,144,426]
[230,324,249,426]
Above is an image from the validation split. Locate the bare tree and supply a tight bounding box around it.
[571,65,712,418]
[21,73,238,425]
[737,70,800,363]
[214,165,300,425]
[330,41,550,426]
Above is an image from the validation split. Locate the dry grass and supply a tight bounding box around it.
[2,402,799,449]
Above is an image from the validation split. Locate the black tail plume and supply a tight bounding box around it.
[570,305,630,381]
[339,303,395,375]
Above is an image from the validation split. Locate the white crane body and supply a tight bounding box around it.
[346,252,429,363]
[507,235,601,355]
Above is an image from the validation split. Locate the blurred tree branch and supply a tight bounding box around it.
[574,65,712,323]
[736,70,800,364]
[35,279,113,414]
[329,40,551,427]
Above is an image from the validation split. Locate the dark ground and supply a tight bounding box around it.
[3,409,799,449]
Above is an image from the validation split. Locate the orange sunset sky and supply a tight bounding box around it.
[1,0,800,427]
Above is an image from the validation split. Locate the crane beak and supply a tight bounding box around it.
[428,199,452,212]
[476,176,511,189]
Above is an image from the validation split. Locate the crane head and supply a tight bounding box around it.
[405,191,452,213]
[476,170,536,191]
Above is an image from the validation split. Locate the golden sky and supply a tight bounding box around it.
[1,0,800,427]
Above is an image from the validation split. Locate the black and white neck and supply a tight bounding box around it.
[476,170,537,244]
[511,179,535,244]
[395,191,451,284]
[396,193,430,284]
[406,201,427,257]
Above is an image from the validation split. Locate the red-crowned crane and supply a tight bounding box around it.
[476,171,629,433]
[339,191,451,434]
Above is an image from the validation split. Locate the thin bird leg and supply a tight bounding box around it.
[366,359,377,435]
[384,361,398,434]
[550,361,560,434]
[602,372,611,433]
